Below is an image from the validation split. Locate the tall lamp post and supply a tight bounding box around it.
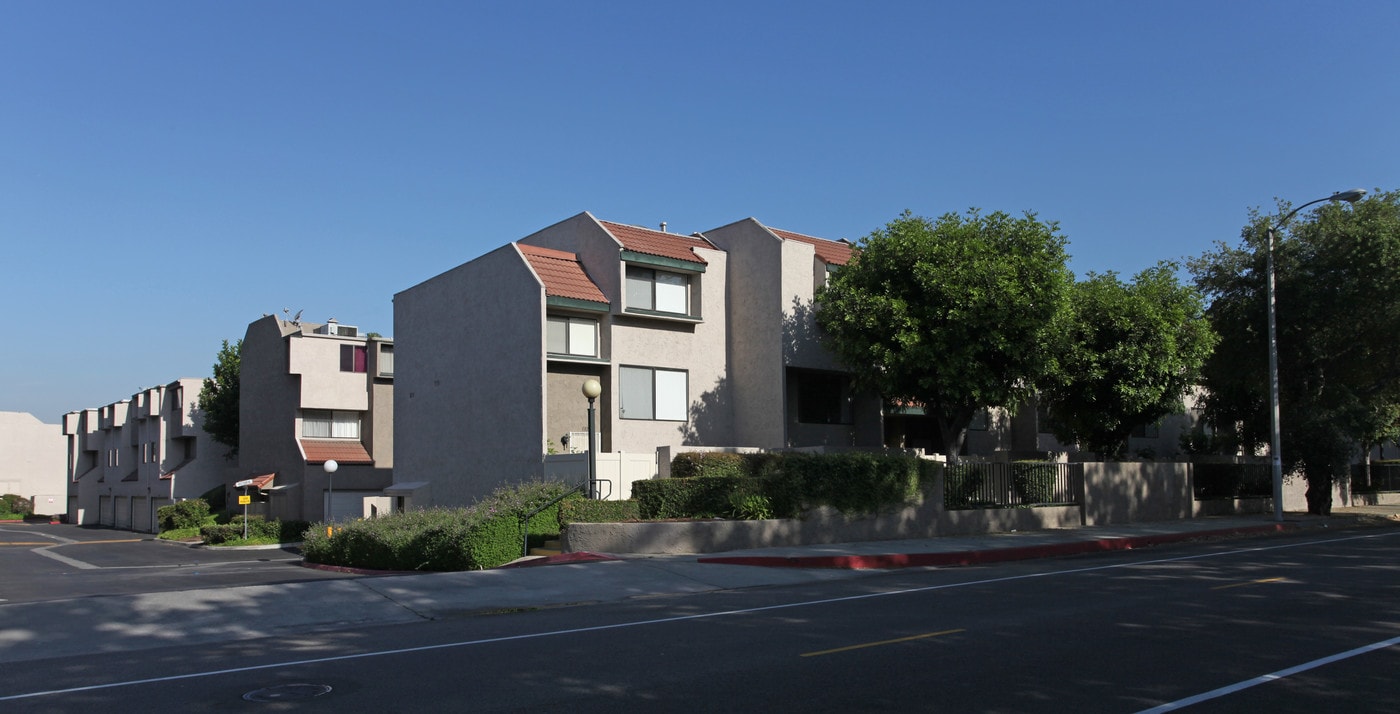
[323,459,339,524]
[582,379,602,499]
[1265,188,1366,522]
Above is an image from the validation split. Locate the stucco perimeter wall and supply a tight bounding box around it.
[1081,461,1193,526]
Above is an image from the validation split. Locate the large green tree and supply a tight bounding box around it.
[815,209,1074,456]
[1040,264,1217,457]
[197,339,242,457]
[1191,189,1400,513]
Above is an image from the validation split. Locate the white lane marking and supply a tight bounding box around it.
[1135,634,1400,713]
[31,548,99,570]
[3,529,1398,702]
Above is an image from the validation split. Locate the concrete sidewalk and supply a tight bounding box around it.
[3,508,1397,666]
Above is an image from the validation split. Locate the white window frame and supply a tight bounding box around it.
[619,366,688,421]
[303,410,361,439]
[546,315,599,357]
[626,266,690,315]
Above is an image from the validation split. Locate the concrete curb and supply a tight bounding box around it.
[696,524,1298,570]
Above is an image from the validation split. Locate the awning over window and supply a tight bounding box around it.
[300,439,373,465]
[384,481,430,496]
[235,473,276,489]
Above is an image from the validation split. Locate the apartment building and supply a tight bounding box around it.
[62,379,228,531]
[238,315,395,523]
[0,412,66,517]
[394,212,885,507]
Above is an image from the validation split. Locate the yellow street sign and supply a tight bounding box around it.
[238,495,252,505]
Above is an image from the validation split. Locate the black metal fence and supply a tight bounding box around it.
[944,462,1083,510]
[1351,463,1400,493]
[1192,462,1272,500]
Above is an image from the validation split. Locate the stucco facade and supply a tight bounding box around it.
[0,412,66,517]
[61,380,229,531]
[238,316,394,523]
[395,212,889,507]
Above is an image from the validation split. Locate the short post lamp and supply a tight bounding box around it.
[323,459,339,527]
[1265,188,1366,522]
[582,379,602,499]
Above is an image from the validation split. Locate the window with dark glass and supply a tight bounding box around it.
[340,344,367,373]
[795,371,853,425]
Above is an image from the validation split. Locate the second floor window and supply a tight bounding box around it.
[626,266,689,314]
[303,410,360,439]
[547,316,598,357]
[340,345,367,373]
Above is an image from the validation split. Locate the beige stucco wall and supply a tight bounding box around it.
[394,244,547,508]
[0,412,65,515]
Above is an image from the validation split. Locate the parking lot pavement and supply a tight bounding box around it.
[0,523,360,605]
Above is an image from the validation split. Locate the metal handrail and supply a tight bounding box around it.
[519,482,586,559]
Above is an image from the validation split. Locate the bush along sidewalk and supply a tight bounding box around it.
[300,479,579,571]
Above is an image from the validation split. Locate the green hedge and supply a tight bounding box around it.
[944,465,987,509]
[560,498,640,525]
[158,499,211,532]
[300,480,578,571]
[201,515,312,545]
[641,451,936,519]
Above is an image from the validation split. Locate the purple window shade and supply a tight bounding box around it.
[340,345,368,373]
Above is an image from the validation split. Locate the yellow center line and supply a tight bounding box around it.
[1212,576,1287,590]
[801,628,965,658]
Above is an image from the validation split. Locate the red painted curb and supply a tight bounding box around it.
[500,552,621,568]
[696,524,1296,570]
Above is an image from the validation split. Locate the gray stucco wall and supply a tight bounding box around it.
[394,244,547,507]
[703,219,789,448]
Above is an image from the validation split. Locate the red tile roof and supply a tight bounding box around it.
[769,227,853,266]
[301,440,374,465]
[242,473,276,488]
[517,244,609,305]
[601,221,712,266]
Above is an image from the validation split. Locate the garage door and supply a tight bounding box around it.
[98,496,114,526]
[114,496,131,530]
[131,497,152,533]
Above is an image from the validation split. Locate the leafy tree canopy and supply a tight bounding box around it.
[197,339,241,457]
[1190,189,1400,513]
[1041,263,1217,457]
[816,209,1073,456]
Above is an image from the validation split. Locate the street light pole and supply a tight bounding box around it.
[1265,188,1366,522]
[323,459,339,524]
[582,379,602,499]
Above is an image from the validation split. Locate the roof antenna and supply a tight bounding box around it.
[659,222,667,233]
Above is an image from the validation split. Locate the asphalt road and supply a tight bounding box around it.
[0,523,362,603]
[3,527,1397,712]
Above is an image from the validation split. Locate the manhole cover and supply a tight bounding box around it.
[243,683,333,702]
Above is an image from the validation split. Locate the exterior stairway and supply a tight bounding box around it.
[528,538,563,557]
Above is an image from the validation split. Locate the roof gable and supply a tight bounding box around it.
[518,244,609,305]
[769,227,852,266]
[601,221,712,266]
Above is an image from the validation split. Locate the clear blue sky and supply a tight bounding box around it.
[3,1,1397,423]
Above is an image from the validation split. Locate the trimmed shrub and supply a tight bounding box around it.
[1011,461,1059,505]
[670,451,749,479]
[634,476,736,519]
[650,451,935,519]
[300,479,577,571]
[560,498,641,525]
[1,494,32,517]
[200,516,311,545]
[158,499,211,532]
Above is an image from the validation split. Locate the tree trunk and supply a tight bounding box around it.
[1304,472,1333,515]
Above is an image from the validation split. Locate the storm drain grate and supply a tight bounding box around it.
[243,683,333,702]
